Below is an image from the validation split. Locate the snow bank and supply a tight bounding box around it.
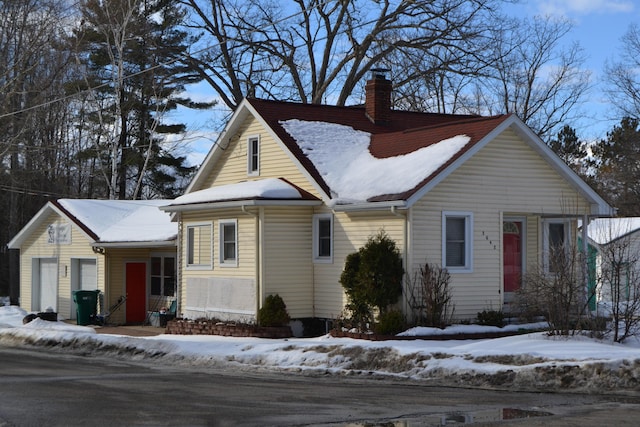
[1,306,639,394]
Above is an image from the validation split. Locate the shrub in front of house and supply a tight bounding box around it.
[375,309,406,335]
[477,309,505,327]
[340,230,404,331]
[257,294,290,327]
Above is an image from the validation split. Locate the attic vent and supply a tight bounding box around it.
[365,68,392,126]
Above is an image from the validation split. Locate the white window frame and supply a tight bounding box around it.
[185,222,213,270]
[247,135,260,176]
[150,253,177,297]
[313,214,333,264]
[442,211,474,273]
[219,219,238,267]
[542,218,571,273]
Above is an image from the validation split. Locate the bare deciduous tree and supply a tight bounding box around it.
[605,23,640,120]
[180,0,504,110]
[0,0,76,297]
[472,15,590,141]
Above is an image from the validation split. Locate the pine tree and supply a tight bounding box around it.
[72,0,209,199]
[591,117,640,216]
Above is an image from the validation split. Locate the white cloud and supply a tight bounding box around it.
[538,0,634,16]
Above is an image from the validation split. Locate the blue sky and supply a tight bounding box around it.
[508,0,639,140]
[174,0,640,166]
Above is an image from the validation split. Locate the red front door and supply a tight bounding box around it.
[125,262,147,323]
[503,221,523,294]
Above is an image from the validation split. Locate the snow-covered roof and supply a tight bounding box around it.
[183,97,613,214]
[57,199,177,243]
[586,217,640,245]
[163,178,319,210]
[281,119,470,204]
[7,199,177,249]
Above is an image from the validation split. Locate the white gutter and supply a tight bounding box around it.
[161,199,321,213]
[91,240,177,249]
[331,200,407,212]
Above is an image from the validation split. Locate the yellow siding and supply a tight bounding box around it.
[410,128,593,319]
[179,209,258,321]
[313,210,405,319]
[262,206,314,318]
[18,212,104,319]
[198,115,322,198]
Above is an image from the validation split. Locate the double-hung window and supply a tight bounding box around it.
[151,255,176,297]
[186,223,212,269]
[219,219,238,267]
[247,136,260,176]
[543,219,570,273]
[313,214,333,263]
[442,211,473,272]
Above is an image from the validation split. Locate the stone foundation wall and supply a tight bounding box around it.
[165,319,292,339]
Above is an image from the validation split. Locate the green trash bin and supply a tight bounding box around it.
[73,290,100,326]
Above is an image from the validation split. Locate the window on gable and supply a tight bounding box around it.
[186,223,212,269]
[219,219,238,267]
[247,136,260,176]
[151,256,176,297]
[442,211,473,272]
[313,214,333,263]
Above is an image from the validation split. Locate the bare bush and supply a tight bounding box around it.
[517,242,591,335]
[591,219,640,343]
[406,262,455,328]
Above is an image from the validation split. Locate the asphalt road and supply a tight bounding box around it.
[0,346,638,426]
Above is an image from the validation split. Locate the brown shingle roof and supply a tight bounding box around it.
[247,98,511,202]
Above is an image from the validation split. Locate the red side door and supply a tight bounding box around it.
[125,262,147,323]
[503,221,523,293]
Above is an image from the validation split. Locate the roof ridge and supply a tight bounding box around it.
[399,114,511,135]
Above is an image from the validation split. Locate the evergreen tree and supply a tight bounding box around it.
[72,0,209,199]
[548,125,587,170]
[591,117,640,216]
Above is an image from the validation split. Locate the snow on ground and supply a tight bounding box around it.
[1,306,639,394]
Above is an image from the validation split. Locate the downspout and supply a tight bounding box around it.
[582,213,590,316]
[176,213,182,318]
[391,206,408,316]
[241,205,260,320]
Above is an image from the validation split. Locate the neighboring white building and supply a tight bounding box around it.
[8,199,177,324]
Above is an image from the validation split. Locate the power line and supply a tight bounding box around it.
[0,0,335,121]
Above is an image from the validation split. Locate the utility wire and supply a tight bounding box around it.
[0,0,336,120]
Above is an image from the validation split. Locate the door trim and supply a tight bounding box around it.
[503,217,526,303]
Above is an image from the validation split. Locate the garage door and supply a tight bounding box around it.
[34,258,58,312]
[79,259,97,290]
[70,259,97,319]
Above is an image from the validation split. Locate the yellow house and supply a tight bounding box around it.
[7,199,177,324]
[161,73,613,330]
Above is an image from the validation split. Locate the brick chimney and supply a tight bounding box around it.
[365,69,392,125]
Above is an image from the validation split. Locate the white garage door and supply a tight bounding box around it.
[79,259,97,290]
[36,259,58,312]
[70,258,98,319]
